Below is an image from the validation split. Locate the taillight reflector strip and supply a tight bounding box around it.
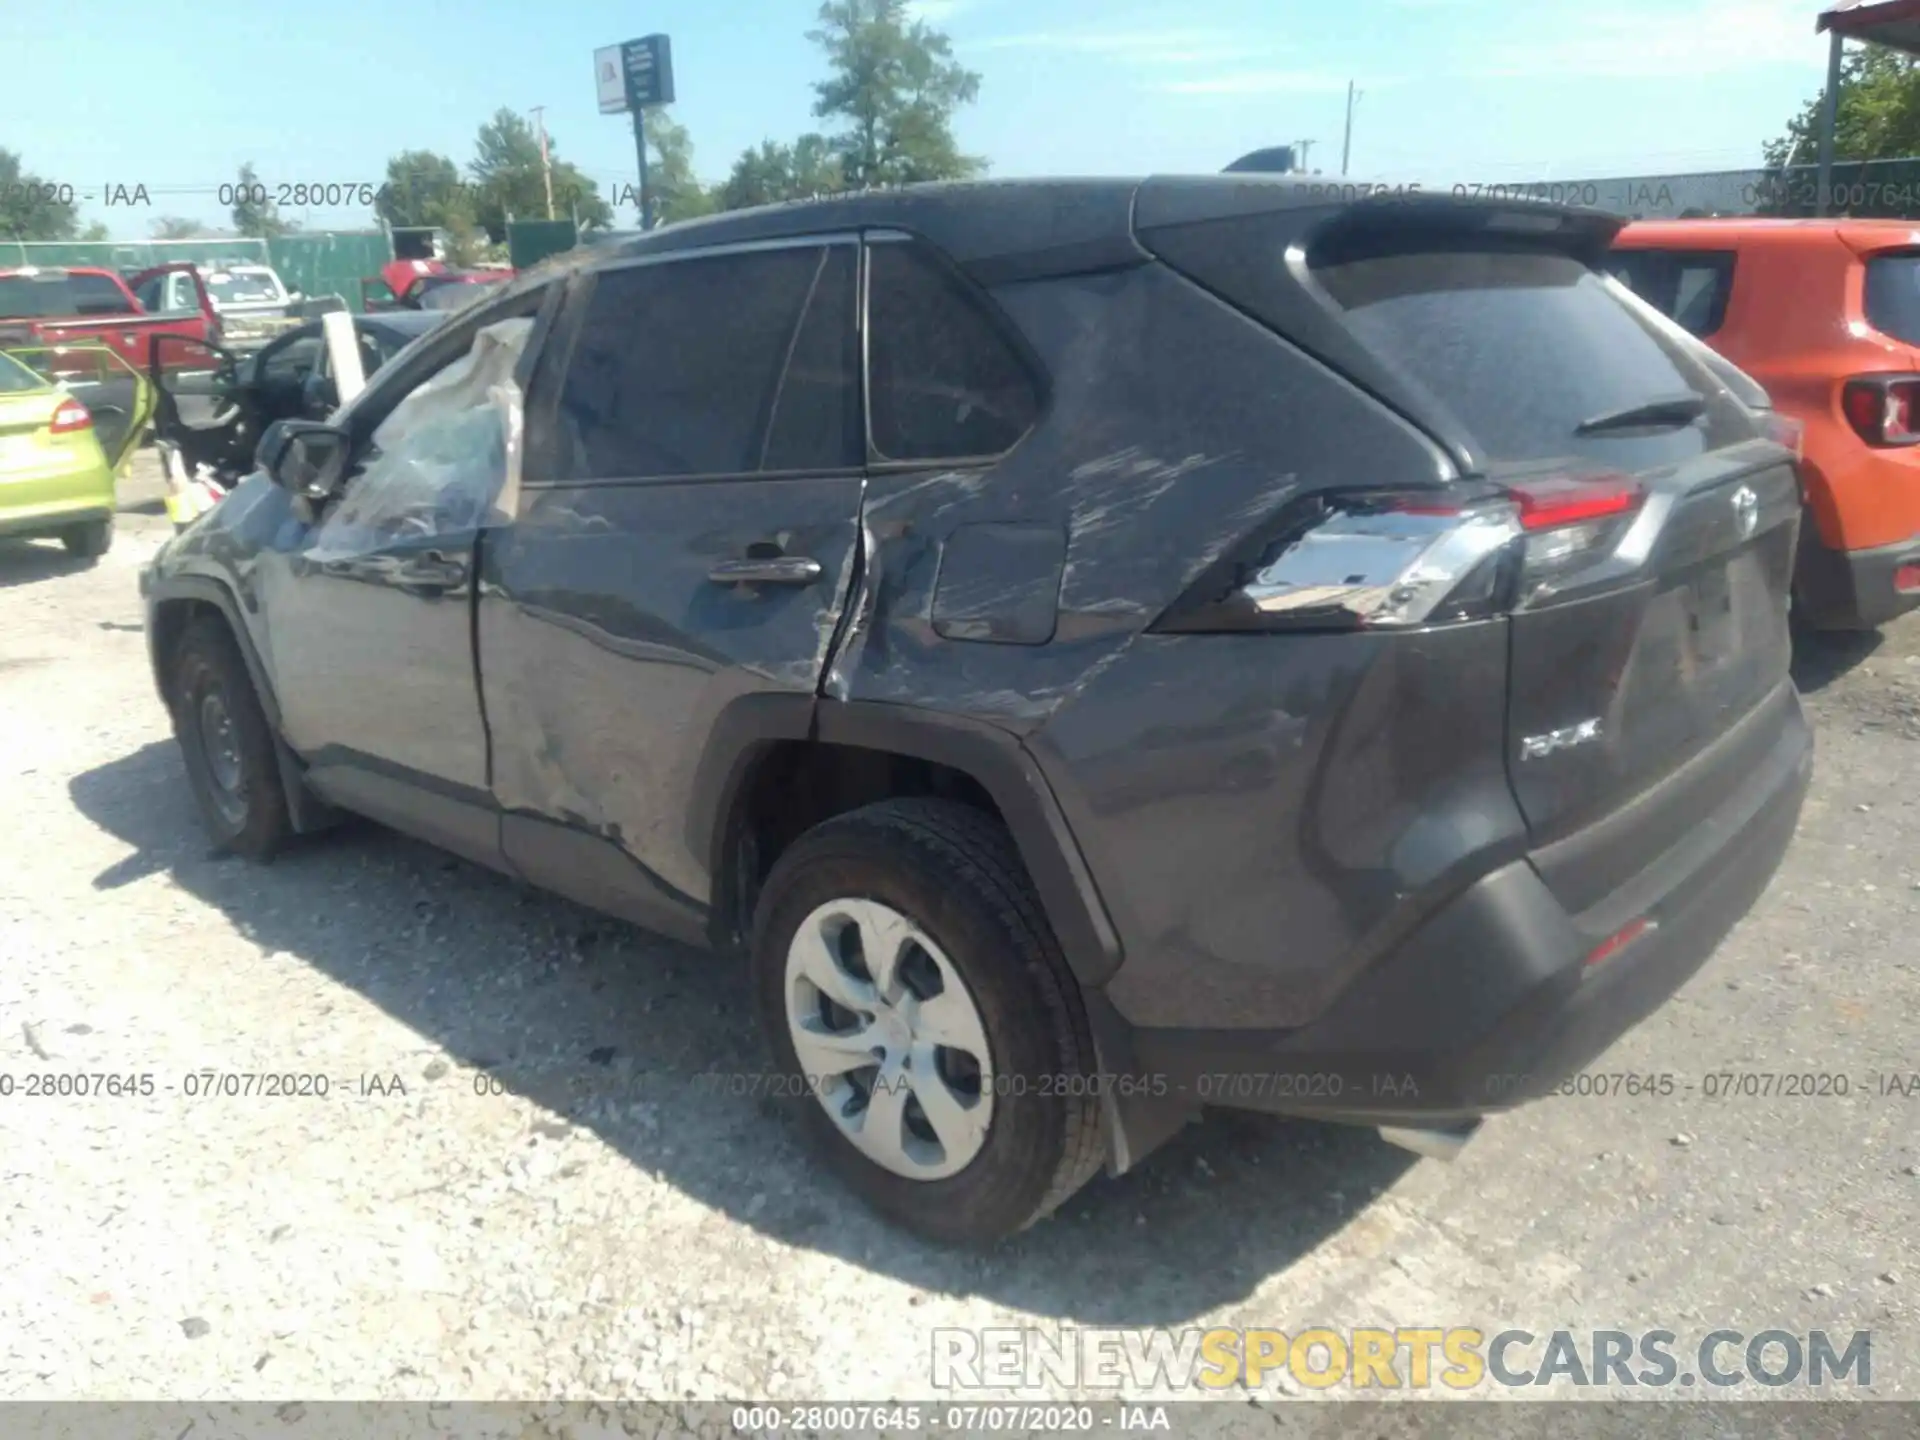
[1505,474,1644,532]
[1895,562,1920,595]
[1586,916,1655,968]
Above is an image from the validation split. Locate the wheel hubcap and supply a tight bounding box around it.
[197,690,246,822]
[783,898,994,1181]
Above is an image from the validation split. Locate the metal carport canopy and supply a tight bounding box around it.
[1816,0,1920,213]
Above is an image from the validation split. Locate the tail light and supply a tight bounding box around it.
[1895,562,1920,595]
[48,400,92,435]
[1154,474,1646,633]
[1841,374,1920,446]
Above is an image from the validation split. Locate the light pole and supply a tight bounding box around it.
[1341,81,1362,176]
[531,105,555,220]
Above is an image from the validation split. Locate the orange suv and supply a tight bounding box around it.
[1610,218,1920,629]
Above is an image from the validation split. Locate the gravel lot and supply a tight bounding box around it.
[2,462,1917,1407]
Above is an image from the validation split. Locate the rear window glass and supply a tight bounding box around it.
[0,351,47,393]
[1864,253,1920,346]
[1313,246,1744,470]
[1603,249,1736,337]
[0,272,134,319]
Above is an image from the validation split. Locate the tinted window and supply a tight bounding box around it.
[1315,247,1744,470]
[0,273,132,319]
[1603,249,1735,337]
[555,246,842,479]
[867,242,1038,462]
[260,334,324,381]
[761,246,859,471]
[1864,253,1920,345]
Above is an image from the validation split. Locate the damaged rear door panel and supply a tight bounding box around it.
[479,238,866,940]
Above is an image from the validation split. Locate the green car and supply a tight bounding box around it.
[0,344,148,560]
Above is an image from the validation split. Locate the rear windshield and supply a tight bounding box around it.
[1312,246,1746,470]
[0,272,135,319]
[0,350,48,393]
[206,270,285,304]
[1864,252,1920,346]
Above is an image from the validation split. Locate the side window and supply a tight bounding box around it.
[1604,249,1735,338]
[866,241,1040,463]
[761,246,860,471]
[314,311,539,553]
[69,273,136,317]
[134,275,164,311]
[261,334,324,382]
[554,244,846,480]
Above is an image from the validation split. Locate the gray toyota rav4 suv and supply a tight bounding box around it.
[142,177,1813,1244]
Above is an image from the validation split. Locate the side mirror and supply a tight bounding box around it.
[258,418,349,500]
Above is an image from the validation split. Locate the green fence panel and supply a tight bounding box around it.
[507,219,579,272]
[2,232,394,307]
[266,232,394,307]
[0,238,267,272]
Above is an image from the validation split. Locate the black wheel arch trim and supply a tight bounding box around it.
[689,692,1124,990]
[145,573,333,833]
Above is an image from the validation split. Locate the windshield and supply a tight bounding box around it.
[204,269,286,305]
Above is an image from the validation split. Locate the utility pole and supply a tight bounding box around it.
[531,105,555,220]
[632,108,653,229]
[1341,81,1361,176]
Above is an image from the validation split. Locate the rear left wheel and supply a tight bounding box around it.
[60,518,112,560]
[750,798,1105,1245]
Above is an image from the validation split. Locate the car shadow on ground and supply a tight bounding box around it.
[1790,625,1882,693]
[70,740,1415,1325]
[0,537,99,590]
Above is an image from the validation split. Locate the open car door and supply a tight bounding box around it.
[127,261,214,322]
[0,340,154,475]
[148,332,251,481]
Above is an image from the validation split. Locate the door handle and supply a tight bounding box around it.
[707,556,823,586]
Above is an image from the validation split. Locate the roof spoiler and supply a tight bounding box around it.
[1135,176,1625,266]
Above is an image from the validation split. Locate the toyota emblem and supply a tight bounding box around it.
[1731,484,1759,539]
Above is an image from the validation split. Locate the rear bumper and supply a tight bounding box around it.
[1794,527,1920,630]
[0,499,113,539]
[1116,687,1812,1130]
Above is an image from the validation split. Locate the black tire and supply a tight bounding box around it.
[750,797,1105,1245]
[168,616,290,861]
[60,518,112,560]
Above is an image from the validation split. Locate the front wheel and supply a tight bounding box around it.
[168,616,290,860]
[750,798,1105,1245]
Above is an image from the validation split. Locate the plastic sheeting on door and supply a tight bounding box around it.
[308,317,531,559]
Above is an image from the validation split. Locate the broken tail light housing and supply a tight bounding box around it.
[47,400,92,435]
[1841,374,1920,447]
[1154,474,1646,633]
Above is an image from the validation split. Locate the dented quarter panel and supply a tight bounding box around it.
[480,475,864,907]
[831,257,1506,1025]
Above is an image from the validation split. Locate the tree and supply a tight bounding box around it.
[151,216,208,240]
[1764,45,1920,168]
[0,148,79,240]
[80,221,110,241]
[807,0,983,190]
[377,149,483,260]
[719,134,845,211]
[231,162,293,237]
[637,110,715,225]
[468,108,611,242]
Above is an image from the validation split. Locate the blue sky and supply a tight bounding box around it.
[3,0,1839,239]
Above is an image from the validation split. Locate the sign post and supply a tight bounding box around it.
[595,35,675,230]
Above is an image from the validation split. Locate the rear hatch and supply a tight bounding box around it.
[1137,183,1799,909]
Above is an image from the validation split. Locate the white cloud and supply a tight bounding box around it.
[906,0,972,22]
[1477,0,1820,80]
[1158,70,1359,96]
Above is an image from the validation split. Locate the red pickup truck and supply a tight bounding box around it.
[0,263,219,375]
